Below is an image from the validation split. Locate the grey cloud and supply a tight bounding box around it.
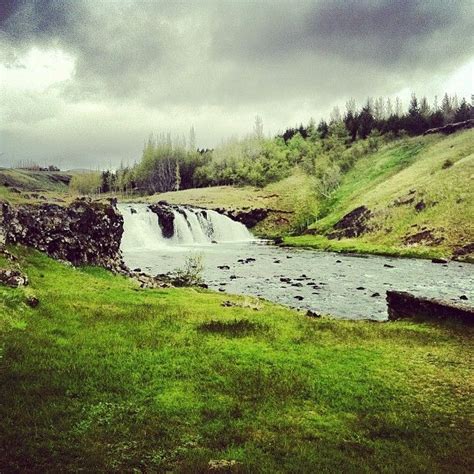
[211,0,473,66]
[2,0,472,108]
[0,0,472,167]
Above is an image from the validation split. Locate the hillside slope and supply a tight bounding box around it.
[0,168,71,203]
[287,129,474,259]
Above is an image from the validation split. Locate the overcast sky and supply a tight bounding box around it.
[0,0,472,169]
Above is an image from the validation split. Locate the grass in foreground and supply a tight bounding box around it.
[1,248,473,472]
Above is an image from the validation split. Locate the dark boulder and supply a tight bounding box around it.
[453,243,474,260]
[415,200,426,212]
[423,119,473,136]
[26,296,40,308]
[149,203,175,238]
[403,229,444,246]
[387,290,473,324]
[328,206,372,239]
[215,207,269,228]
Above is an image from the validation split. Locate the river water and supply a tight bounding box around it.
[119,204,472,320]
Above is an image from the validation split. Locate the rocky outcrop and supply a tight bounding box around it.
[1,198,124,271]
[403,228,444,246]
[328,206,373,239]
[149,202,175,238]
[214,207,269,228]
[386,290,473,324]
[150,200,270,230]
[453,242,474,261]
[423,119,473,136]
[0,268,28,287]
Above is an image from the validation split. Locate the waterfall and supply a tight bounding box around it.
[120,204,168,252]
[119,203,253,251]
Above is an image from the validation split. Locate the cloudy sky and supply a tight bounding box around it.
[0,0,472,169]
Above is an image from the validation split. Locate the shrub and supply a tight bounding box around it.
[173,254,204,286]
[69,172,101,195]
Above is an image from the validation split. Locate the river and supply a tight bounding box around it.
[119,204,473,320]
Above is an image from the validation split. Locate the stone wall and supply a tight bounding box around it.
[386,290,473,324]
[1,198,125,271]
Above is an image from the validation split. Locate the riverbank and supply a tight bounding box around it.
[282,235,452,260]
[1,246,473,472]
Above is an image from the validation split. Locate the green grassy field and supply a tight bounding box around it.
[1,247,473,472]
[134,171,316,236]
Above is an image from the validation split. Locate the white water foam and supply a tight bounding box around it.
[119,203,253,251]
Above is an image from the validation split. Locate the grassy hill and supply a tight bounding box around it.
[1,247,473,472]
[286,129,474,259]
[0,168,71,203]
[151,130,473,259]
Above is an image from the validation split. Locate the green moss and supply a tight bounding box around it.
[1,247,473,472]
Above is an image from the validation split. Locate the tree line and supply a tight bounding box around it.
[71,92,472,196]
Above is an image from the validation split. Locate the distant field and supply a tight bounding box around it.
[0,168,71,204]
[1,247,473,472]
[135,171,316,235]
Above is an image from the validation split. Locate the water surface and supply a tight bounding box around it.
[122,240,473,320]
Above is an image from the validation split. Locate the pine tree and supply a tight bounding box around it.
[395,97,403,117]
[345,98,356,115]
[419,96,430,117]
[317,120,329,139]
[454,98,471,122]
[385,98,393,118]
[374,97,384,121]
[441,93,453,121]
[357,103,375,139]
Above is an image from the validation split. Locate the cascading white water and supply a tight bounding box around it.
[180,208,208,243]
[120,204,168,252]
[205,209,253,242]
[118,203,253,251]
